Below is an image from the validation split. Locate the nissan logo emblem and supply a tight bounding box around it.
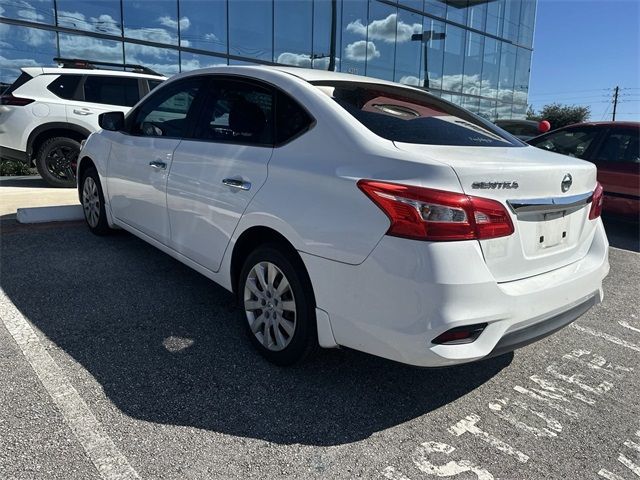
[561,173,572,193]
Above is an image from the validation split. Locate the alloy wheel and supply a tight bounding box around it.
[46,146,77,181]
[82,177,100,228]
[244,261,297,351]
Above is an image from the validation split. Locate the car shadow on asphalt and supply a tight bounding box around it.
[1,223,512,446]
[603,216,640,253]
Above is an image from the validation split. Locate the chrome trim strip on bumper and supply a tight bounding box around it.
[507,191,593,215]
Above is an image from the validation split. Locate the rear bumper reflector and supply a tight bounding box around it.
[432,323,488,345]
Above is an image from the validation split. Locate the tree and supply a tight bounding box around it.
[529,103,591,129]
[526,104,540,121]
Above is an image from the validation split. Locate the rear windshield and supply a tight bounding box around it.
[313,81,523,147]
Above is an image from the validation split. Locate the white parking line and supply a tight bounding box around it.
[571,323,640,352]
[0,290,140,480]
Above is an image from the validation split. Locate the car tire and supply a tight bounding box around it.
[239,244,318,366]
[80,167,111,236]
[36,137,80,188]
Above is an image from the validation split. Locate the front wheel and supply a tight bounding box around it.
[239,245,318,365]
[80,167,111,235]
[36,137,80,188]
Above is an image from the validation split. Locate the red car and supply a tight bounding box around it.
[528,122,639,220]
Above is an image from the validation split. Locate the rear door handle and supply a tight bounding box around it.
[73,109,92,116]
[222,178,251,191]
[149,160,167,170]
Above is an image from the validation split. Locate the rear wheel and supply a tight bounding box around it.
[36,137,80,188]
[239,244,318,365]
[80,167,111,235]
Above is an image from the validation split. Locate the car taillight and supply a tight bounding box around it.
[589,182,604,220]
[357,180,514,241]
[0,94,35,106]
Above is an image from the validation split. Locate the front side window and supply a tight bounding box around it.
[129,78,202,138]
[84,76,139,107]
[193,79,274,146]
[529,128,601,159]
[313,81,522,147]
[596,130,640,163]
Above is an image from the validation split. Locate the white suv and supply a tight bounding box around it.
[0,58,165,187]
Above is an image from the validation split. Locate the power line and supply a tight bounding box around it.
[527,88,610,96]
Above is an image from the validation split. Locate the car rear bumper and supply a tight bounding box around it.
[300,219,609,367]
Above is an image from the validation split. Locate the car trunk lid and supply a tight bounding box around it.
[394,142,599,282]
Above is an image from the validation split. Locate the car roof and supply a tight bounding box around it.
[564,121,639,128]
[22,67,166,80]
[176,65,417,89]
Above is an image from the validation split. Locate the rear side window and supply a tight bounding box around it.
[84,76,140,107]
[529,128,600,159]
[4,72,33,94]
[193,79,274,146]
[313,81,522,147]
[47,75,82,100]
[596,129,640,163]
[276,92,313,145]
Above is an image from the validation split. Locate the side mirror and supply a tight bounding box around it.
[99,111,125,131]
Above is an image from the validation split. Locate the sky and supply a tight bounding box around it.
[528,0,640,122]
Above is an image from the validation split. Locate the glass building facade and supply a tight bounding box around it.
[0,0,536,120]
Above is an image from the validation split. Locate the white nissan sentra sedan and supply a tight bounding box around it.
[77,66,609,367]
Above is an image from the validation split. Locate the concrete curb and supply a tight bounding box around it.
[16,205,84,224]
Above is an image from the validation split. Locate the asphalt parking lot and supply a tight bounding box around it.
[0,217,638,480]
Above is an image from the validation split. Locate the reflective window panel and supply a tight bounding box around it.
[59,34,124,65]
[179,0,227,53]
[274,0,313,67]
[124,42,179,76]
[502,0,521,43]
[56,0,121,35]
[312,0,336,70]
[394,7,423,86]
[228,0,273,61]
[498,42,517,107]
[122,0,179,46]
[340,0,369,76]
[462,31,483,97]
[519,0,536,48]
[0,24,57,85]
[442,24,466,93]
[365,1,397,80]
[422,17,445,90]
[481,36,500,100]
[0,0,55,25]
[180,52,227,71]
[485,0,504,37]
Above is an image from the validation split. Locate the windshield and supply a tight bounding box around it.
[313,81,523,148]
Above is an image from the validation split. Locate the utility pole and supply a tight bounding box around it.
[612,86,619,121]
[328,0,337,72]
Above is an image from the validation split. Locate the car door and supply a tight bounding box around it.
[66,75,141,131]
[590,126,640,217]
[166,77,275,272]
[107,77,205,244]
